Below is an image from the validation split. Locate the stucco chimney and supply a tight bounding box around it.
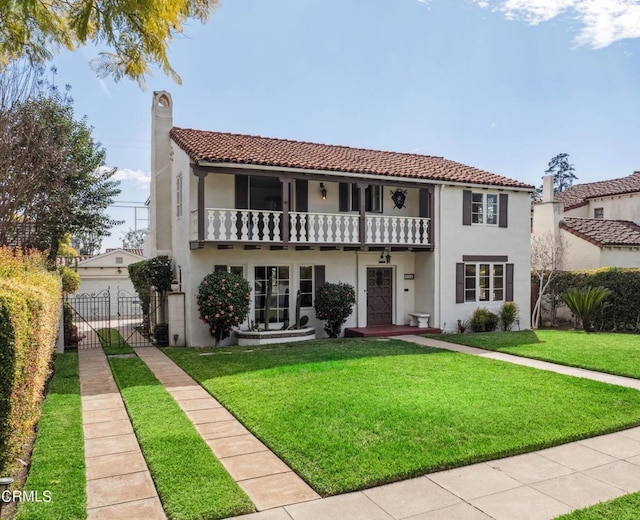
[542,175,554,203]
[149,91,173,257]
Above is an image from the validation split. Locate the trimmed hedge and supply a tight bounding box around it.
[550,268,640,332]
[0,248,61,475]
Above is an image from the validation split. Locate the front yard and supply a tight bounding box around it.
[164,338,640,496]
[435,330,640,379]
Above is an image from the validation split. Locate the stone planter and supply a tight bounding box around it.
[235,327,316,346]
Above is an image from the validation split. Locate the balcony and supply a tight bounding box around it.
[191,209,431,247]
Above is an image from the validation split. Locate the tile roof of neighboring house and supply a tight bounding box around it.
[105,248,145,256]
[555,171,640,210]
[560,217,640,247]
[170,128,533,189]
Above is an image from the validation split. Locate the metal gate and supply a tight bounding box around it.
[64,289,111,349]
[117,289,146,347]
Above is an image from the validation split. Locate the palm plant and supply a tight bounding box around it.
[561,286,611,332]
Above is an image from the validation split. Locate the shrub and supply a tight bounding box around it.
[315,282,356,338]
[469,307,499,333]
[62,301,85,349]
[129,260,151,331]
[197,271,251,346]
[59,265,80,293]
[144,255,173,292]
[561,286,612,332]
[153,323,169,346]
[499,302,520,331]
[547,268,640,331]
[0,248,60,475]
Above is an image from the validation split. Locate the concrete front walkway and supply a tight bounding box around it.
[78,348,166,520]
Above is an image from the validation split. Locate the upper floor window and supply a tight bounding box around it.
[471,193,499,225]
[176,173,183,218]
[463,190,508,227]
[594,207,604,219]
[339,183,382,213]
[115,257,123,264]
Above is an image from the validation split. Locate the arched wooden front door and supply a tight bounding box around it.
[367,267,393,326]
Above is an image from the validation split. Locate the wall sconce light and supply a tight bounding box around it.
[379,249,392,264]
[173,333,179,345]
[320,182,327,200]
[117,267,122,274]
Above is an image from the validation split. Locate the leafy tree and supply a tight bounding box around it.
[121,228,148,249]
[72,231,102,256]
[0,65,121,264]
[545,153,577,193]
[0,0,218,86]
[57,233,79,258]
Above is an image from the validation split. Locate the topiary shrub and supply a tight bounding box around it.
[315,282,356,338]
[469,307,499,332]
[499,302,519,331]
[153,323,169,346]
[197,271,251,346]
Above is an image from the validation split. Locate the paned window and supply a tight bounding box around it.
[594,207,604,219]
[176,173,183,218]
[464,263,505,302]
[471,193,499,225]
[254,266,290,323]
[299,266,314,307]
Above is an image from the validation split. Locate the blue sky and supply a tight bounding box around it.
[50,0,640,251]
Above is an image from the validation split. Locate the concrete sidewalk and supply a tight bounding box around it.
[79,348,166,520]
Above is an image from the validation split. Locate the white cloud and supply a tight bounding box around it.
[100,166,151,186]
[473,0,640,48]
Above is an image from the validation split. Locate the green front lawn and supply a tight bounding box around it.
[435,330,640,379]
[164,338,640,495]
[555,491,640,519]
[98,328,135,356]
[16,354,86,520]
[109,356,253,520]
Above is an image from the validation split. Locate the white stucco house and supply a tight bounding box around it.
[147,91,533,347]
[532,173,640,269]
[75,248,145,316]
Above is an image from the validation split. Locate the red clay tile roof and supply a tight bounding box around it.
[170,128,533,189]
[555,171,640,210]
[105,248,145,256]
[560,217,640,247]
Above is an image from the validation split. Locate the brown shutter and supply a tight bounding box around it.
[456,263,465,303]
[339,183,349,212]
[235,175,249,209]
[419,189,429,218]
[506,263,514,301]
[462,190,472,226]
[314,265,326,295]
[295,179,308,212]
[352,183,360,212]
[499,193,508,228]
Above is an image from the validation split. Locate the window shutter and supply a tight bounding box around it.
[314,265,326,300]
[339,183,349,212]
[499,193,508,228]
[235,175,249,209]
[456,263,465,303]
[419,189,429,218]
[295,179,308,212]
[462,190,472,226]
[352,183,360,212]
[506,263,514,301]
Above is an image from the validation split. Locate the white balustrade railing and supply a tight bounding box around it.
[366,215,430,245]
[198,208,283,242]
[193,209,430,246]
[290,212,360,244]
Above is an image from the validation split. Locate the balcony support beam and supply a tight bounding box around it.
[195,170,208,242]
[280,177,291,244]
[357,182,369,245]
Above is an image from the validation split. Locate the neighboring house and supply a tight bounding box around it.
[74,248,146,316]
[147,91,533,347]
[532,173,640,269]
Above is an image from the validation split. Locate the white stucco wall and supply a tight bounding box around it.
[600,247,640,267]
[437,185,532,332]
[587,193,640,224]
[559,230,602,270]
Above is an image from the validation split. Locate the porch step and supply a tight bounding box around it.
[345,325,442,338]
